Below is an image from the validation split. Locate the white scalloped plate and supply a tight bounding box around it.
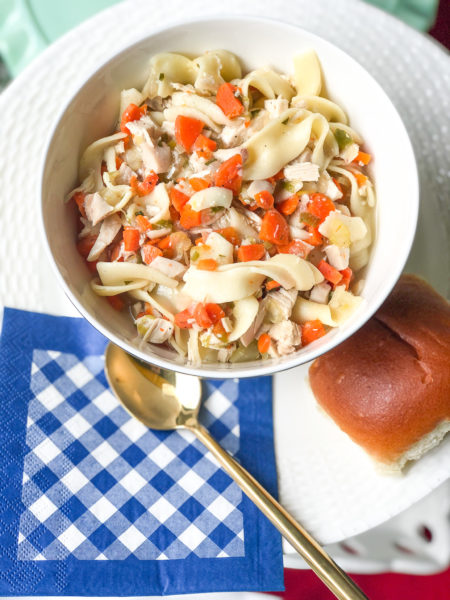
[0,0,448,547]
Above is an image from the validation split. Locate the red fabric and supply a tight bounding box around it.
[429,0,450,49]
[274,567,450,599]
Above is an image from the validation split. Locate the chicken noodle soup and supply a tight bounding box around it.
[70,49,375,364]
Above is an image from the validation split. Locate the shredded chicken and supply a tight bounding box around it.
[150,256,187,279]
[324,244,349,270]
[84,192,114,226]
[142,318,174,344]
[269,320,301,355]
[284,161,320,182]
[140,142,172,174]
[264,98,289,119]
[266,288,298,323]
[115,162,135,185]
[240,299,267,347]
[87,214,122,261]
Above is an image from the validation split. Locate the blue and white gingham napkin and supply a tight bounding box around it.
[0,308,283,596]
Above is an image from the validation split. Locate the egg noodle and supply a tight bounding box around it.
[69,49,375,364]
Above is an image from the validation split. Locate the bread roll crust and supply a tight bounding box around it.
[309,275,450,467]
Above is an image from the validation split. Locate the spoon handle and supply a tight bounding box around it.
[191,422,368,600]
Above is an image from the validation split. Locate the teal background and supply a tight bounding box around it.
[0,0,440,82]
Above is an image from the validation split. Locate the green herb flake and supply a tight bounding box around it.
[135,210,144,216]
[155,219,173,230]
[205,158,215,166]
[210,206,224,213]
[282,181,297,193]
[281,118,289,125]
[334,128,352,151]
[159,73,164,81]
[300,212,320,227]
[191,250,199,261]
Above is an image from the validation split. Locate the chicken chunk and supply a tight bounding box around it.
[84,192,113,226]
[115,162,135,185]
[269,320,301,355]
[264,98,289,119]
[266,288,298,323]
[140,142,171,174]
[138,316,174,344]
[284,161,320,182]
[150,256,187,280]
[87,213,122,261]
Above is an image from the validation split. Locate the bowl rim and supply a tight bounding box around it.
[39,14,419,379]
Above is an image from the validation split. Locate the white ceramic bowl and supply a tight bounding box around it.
[40,16,418,378]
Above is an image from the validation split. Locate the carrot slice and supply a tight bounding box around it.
[72,191,86,217]
[267,169,284,186]
[169,187,190,212]
[278,195,299,216]
[305,225,324,247]
[215,227,241,246]
[339,267,353,291]
[192,134,217,159]
[265,280,281,291]
[237,244,265,262]
[130,173,158,197]
[175,115,204,151]
[141,242,163,265]
[194,303,213,328]
[214,154,243,195]
[277,239,311,259]
[318,260,343,285]
[76,234,97,259]
[301,319,326,346]
[107,295,125,311]
[135,214,153,232]
[353,172,368,187]
[189,177,210,191]
[197,258,218,271]
[174,308,194,329]
[180,205,202,229]
[254,190,274,210]
[257,333,271,354]
[216,83,244,118]
[120,103,146,133]
[307,193,335,223]
[123,228,140,252]
[205,303,225,324]
[353,151,371,166]
[115,156,124,170]
[259,210,290,245]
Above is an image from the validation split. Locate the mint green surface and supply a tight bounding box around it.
[0,0,439,77]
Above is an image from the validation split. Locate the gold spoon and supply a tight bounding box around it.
[105,343,368,600]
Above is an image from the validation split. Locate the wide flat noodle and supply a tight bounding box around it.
[142,53,197,98]
[129,289,175,321]
[228,296,259,342]
[241,68,295,102]
[292,297,337,327]
[91,280,148,296]
[292,95,348,124]
[97,262,179,288]
[79,132,127,182]
[171,92,231,126]
[292,49,322,96]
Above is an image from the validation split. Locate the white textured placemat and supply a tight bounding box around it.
[0,0,449,546]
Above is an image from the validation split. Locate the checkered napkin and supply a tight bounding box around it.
[0,308,283,595]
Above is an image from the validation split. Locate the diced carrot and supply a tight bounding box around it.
[180,205,202,229]
[318,260,343,285]
[141,242,163,264]
[302,320,326,345]
[85,260,98,274]
[197,258,218,271]
[169,187,190,212]
[353,172,368,187]
[277,239,311,259]
[305,226,323,247]
[157,235,172,250]
[307,193,335,223]
[254,190,274,210]
[215,227,240,246]
[189,177,210,191]
[136,214,153,232]
[212,320,228,340]
[237,244,265,262]
[259,210,290,245]
[120,103,146,133]
[265,280,281,291]
[267,169,284,186]
[340,267,353,291]
[257,333,271,354]
[192,134,217,159]
[169,204,180,222]
[130,172,158,196]
[76,234,97,259]
[353,151,371,166]
[175,115,204,151]
[174,308,194,329]
[109,239,123,262]
[107,295,125,311]
[115,156,124,170]
[205,303,225,324]
[72,191,86,217]
[123,228,140,252]
[194,303,213,328]
[214,154,243,195]
[278,195,299,216]
[216,83,244,118]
